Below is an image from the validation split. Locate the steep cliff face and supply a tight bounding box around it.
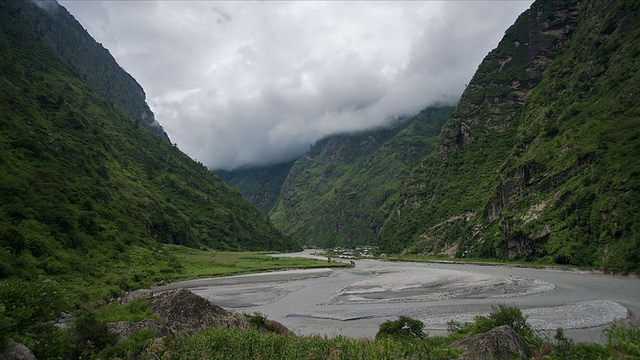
[380,0,639,272]
[8,0,170,142]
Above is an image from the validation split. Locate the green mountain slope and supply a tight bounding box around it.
[271,106,453,248]
[0,0,298,285]
[216,161,295,216]
[379,0,639,272]
[8,0,170,142]
[221,106,453,248]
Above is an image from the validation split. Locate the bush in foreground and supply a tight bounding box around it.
[376,316,426,340]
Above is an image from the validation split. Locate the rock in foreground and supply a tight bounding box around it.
[109,289,293,342]
[451,325,526,360]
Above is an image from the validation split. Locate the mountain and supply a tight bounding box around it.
[0,0,298,286]
[379,0,640,272]
[217,161,295,216]
[8,0,170,142]
[220,106,454,248]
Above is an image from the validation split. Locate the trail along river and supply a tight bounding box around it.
[151,250,640,343]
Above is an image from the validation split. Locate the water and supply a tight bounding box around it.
[151,250,640,343]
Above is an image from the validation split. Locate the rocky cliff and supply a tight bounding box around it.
[379,0,639,272]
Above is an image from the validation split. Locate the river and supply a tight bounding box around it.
[151,250,640,343]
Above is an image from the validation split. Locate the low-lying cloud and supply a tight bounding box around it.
[61,1,532,170]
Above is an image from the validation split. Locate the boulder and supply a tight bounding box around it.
[148,288,250,336]
[0,338,36,360]
[450,325,526,360]
[121,289,153,304]
[107,319,173,343]
[110,289,295,342]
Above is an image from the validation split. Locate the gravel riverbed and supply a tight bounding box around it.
[152,250,640,343]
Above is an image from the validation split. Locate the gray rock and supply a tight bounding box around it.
[450,325,526,360]
[148,288,250,337]
[0,338,36,360]
[107,319,173,343]
[121,289,153,304]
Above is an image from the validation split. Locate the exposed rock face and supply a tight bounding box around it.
[451,325,526,360]
[148,289,250,337]
[0,339,36,360]
[108,289,295,343]
[121,289,153,305]
[108,319,172,343]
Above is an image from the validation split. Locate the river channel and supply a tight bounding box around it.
[151,250,640,343]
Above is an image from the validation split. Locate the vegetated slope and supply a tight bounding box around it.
[265,106,453,248]
[216,161,295,216]
[7,0,170,142]
[379,0,640,272]
[0,1,298,285]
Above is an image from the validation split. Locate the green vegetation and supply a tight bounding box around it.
[223,106,454,248]
[0,1,303,353]
[169,327,459,360]
[379,0,640,273]
[376,316,426,341]
[0,0,298,273]
[217,161,295,215]
[94,297,157,323]
[0,244,341,353]
[9,1,170,141]
[65,304,637,359]
[164,245,348,280]
[449,305,536,347]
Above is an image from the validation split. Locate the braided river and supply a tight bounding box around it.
[152,250,640,343]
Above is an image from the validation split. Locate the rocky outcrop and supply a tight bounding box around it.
[0,339,36,360]
[108,319,172,343]
[108,289,294,343]
[148,289,250,337]
[451,325,526,360]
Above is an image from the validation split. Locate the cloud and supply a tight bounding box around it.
[60,1,532,170]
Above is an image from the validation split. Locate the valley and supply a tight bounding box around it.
[157,250,639,344]
[1,0,639,357]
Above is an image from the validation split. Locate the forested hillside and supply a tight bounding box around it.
[221,106,454,248]
[379,0,640,272]
[217,161,295,216]
[0,0,298,287]
[8,0,170,141]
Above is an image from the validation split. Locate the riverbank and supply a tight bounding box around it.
[176,250,640,344]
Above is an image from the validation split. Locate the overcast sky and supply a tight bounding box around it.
[60,1,532,170]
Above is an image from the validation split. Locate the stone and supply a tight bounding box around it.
[450,325,527,360]
[0,338,36,360]
[148,288,250,336]
[121,289,153,304]
[107,319,173,343]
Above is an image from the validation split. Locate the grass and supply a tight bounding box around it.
[162,245,349,281]
[167,327,460,360]
[383,254,584,272]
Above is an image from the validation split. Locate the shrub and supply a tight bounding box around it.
[70,312,118,358]
[453,305,531,337]
[376,316,426,340]
[451,304,543,355]
[603,322,640,357]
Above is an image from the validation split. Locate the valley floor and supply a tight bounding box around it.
[155,250,640,344]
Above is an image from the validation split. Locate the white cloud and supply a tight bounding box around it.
[61,1,532,170]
